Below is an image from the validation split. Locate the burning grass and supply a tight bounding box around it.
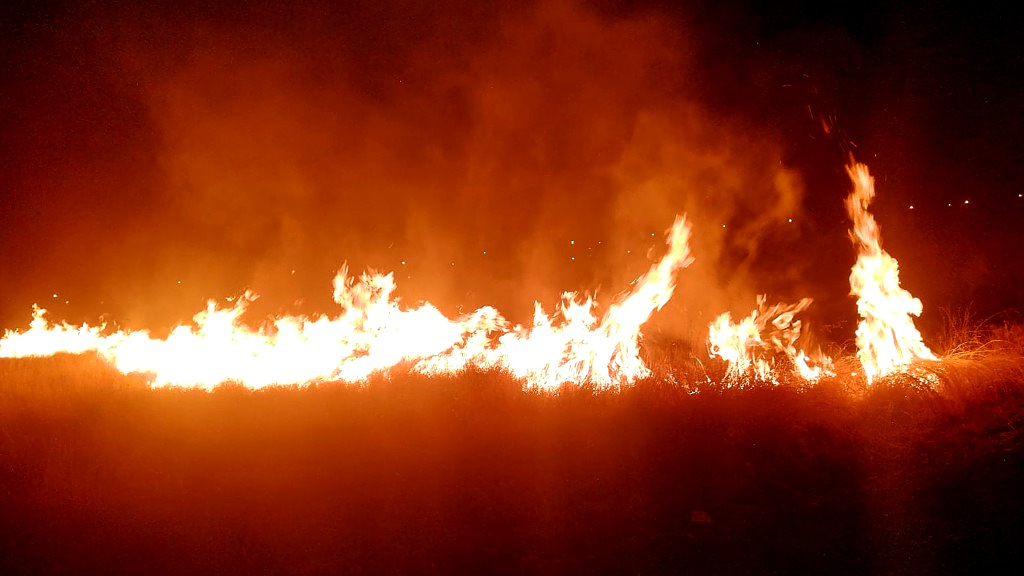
[0,161,951,391]
[1,322,1022,575]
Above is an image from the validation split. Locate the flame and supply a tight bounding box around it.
[416,215,694,388]
[707,295,833,384]
[0,158,950,392]
[0,217,693,390]
[845,161,936,383]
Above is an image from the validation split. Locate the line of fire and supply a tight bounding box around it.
[1,159,941,391]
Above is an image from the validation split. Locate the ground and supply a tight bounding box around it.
[1,349,1023,575]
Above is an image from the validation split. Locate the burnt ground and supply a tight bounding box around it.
[1,357,1023,575]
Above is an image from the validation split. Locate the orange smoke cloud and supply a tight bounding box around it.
[105,1,807,335]
[0,0,831,340]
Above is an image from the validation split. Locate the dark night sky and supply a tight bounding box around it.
[1,0,1022,343]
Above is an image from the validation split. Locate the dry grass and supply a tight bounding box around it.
[1,321,1023,575]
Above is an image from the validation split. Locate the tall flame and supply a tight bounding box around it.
[845,161,936,383]
[0,217,693,390]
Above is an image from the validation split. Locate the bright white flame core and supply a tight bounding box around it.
[845,162,936,383]
[0,160,947,392]
[708,295,833,384]
[1,217,694,390]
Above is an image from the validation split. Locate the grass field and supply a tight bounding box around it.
[2,322,1023,575]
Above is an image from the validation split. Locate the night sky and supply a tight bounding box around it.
[1,0,1022,343]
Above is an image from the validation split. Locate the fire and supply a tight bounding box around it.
[707,295,833,384]
[0,217,694,391]
[417,215,694,388]
[0,160,950,391]
[845,161,936,383]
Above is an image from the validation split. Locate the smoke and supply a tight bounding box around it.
[606,109,807,338]
[2,0,817,336]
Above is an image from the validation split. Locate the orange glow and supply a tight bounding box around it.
[845,161,936,383]
[0,217,693,391]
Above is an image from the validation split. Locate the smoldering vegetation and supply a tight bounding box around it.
[1,321,1023,575]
